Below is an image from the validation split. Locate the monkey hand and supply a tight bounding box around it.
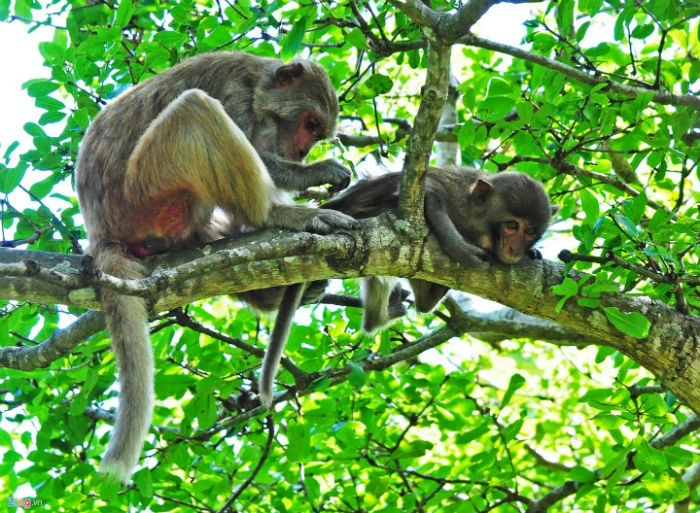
[527,247,543,259]
[262,155,351,193]
[268,204,359,234]
[452,246,491,270]
[306,159,352,193]
[436,236,491,270]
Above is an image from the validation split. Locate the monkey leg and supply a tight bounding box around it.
[409,279,449,313]
[125,89,275,230]
[238,280,327,311]
[360,276,404,333]
[237,287,286,311]
[388,282,410,317]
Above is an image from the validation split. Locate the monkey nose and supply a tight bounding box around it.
[500,248,521,264]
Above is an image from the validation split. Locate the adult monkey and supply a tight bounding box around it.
[76,51,358,483]
[259,167,557,408]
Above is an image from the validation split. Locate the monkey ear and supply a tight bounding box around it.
[551,204,560,215]
[275,62,306,88]
[470,178,494,202]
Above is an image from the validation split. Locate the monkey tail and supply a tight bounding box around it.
[95,245,154,484]
[259,283,306,409]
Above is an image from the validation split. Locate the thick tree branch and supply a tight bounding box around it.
[675,462,700,513]
[390,0,543,44]
[388,0,442,27]
[0,310,105,370]
[397,40,451,226]
[1,215,699,412]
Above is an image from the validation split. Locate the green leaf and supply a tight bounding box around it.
[347,361,366,389]
[304,475,321,500]
[631,24,654,39]
[346,27,366,49]
[184,389,217,430]
[134,466,154,498]
[2,140,19,161]
[570,465,597,483]
[579,188,600,221]
[592,412,627,430]
[281,15,308,60]
[23,122,46,137]
[114,0,135,28]
[501,418,524,441]
[501,373,526,408]
[577,298,600,309]
[478,96,516,121]
[39,110,66,125]
[201,26,232,49]
[556,0,575,33]
[0,163,26,194]
[628,191,648,224]
[14,0,33,18]
[579,0,603,15]
[34,95,64,111]
[0,0,10,20]
[552,277,580,313]
[457,421,490,443]
[612,213,639,238]
[603,307,650,339]
[286,418,310,462]
[334,421,366,450]
[29,173,62,199]
[24,79,60,97]
[485,77,514,97]
[366,474,391,499]
[392,440,433,459]
[515,101,534,124]
[634,440,668,472]
[365,73,393,95]
[552,277,579,297]
[153,30,188,47]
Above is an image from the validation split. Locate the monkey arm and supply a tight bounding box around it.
[423,191,490,268]
[265,204,358,235]
[261,153,352,193]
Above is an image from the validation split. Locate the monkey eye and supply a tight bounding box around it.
[525,227,539,237]
[305,115,322,134]
[505,220,519,231]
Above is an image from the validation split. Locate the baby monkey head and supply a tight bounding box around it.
[470,171,557,265]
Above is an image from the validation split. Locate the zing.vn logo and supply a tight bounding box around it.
[7,498,43,509]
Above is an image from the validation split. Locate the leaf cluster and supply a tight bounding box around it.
[1,1,699,512]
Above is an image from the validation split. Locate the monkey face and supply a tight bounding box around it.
[286,111,328,161]
[496,218,540,264]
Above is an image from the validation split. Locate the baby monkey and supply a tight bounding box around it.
[259,166,557,408]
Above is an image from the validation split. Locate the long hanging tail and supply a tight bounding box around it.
[259,283,306,409]
[95,246,154,483]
